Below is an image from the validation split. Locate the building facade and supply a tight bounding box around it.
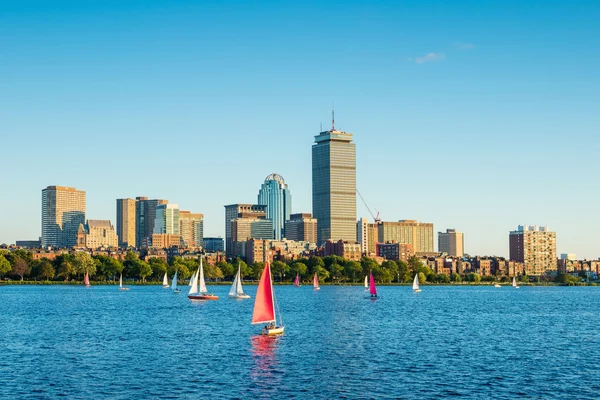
[41,185,86,248]
[136,197,168,248]
[323,240,362,261]
[257,173,292,240]
[357,218,379,255]
[76,220,118,249]
[224,204,267,257]
[116,198,137,248]
[179,211,204,248]
[153,204,180,235]
[231,217,274,258]
[312,127,356,245]
[285,213,317,243]
[509,225,557,276]
[438,228,464,257]
[378,220,434,253]
[376,242,414,262]
[203,237,225,253]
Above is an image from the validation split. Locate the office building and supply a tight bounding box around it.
[376,242,414,262]
[203,237,225,253]
[153,204,180,235]
[257,173,292,240]
[323,240,362,261]
[224,204,267,257]
[231,217,273,258]
[438,229,464,257]
[116,198,136,248]
[357,218,379,255]
[136,197,168,248]
[41,185,86,248]
[312,123,356,244]
[509,225,557,276]
[285,213,317,243]
[150,234,182,249]
[378,220,434,253]
[179,211,204,248]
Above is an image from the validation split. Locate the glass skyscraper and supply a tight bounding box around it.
[312,128,356,245]
[257,173,292,240]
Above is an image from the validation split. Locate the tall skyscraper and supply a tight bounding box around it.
[509,225,557,275]
[116,198,136,248]
[179,211,204,248]
[224,204,267,257]
[153,203,180,235]
[312,121,356,245]
[41,186,86,248]
[378,220,434,254]
[257,173,292,240]
[135,197,168,247]
[438,228,464,257]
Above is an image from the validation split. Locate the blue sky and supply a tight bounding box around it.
[1,0,598,258]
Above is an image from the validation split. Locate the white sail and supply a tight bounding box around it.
[229,270,238,297]
[236,267,244,295]
[413,274,420,291]
[513,276,517,287]
[162,272,168,286]
[171,271,178,290]
[188,271,196,287]
[189,267,200,295]
[199,258,207,294]
[119,274,123,289]
[364,275,368,289]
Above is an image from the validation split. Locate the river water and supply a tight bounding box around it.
[1,284,598,399]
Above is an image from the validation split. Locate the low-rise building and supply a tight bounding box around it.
[76,220,119,249]
[376,242,413,262]
[323,240,362,261]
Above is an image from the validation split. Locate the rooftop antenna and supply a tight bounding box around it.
[320,122,322,132]
[332,102,335,131]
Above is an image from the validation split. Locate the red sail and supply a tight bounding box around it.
[294,273,299,287]
[369,270,377,296]
[313,273,319,288]
[252,262,275,324]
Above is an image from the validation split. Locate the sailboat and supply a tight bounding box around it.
[172,270,181,293]
[313,273,320,290]
[229,263,250,299]
[188,257,218,300]
[494,282,501,288]
[364,275,369,291]
[367,270,378,299]
[512,276,519,289]
[252,261,284,335]
[119,273,130,291]
[162,272,169,288]
[84,272,90,287]
[412,273,421,293]
[293,273,300,287]
[188,270,196,287]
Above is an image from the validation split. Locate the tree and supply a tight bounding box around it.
[379,268,394,283]
[271,261,289,282]
[138,261,152,282]
[218,260,235,280]
[361,257,379,277]
[396,260,411,283]
[56,254,75,281]
[450,272,462,283]
[74,252,96,278]
[149,257,168,280]
[344,261,363,282]
[0,254,11,277]
[251,262,265,280]
[38,259,55,280]
[313,265,330,282]
[417,272,427,285]
[467,273,481,283]
[381,261,398,283]
[307,256,325,273]
[408,256,424,273]
[291,262,308,281]
[329,262,344,283]
[554,273,579,285]
[437,273,450,283]
[12,258,29,281]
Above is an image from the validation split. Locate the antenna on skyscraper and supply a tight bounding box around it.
[332,102,335,131]
[320,122,322,132]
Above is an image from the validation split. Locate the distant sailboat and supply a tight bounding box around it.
[172,271,181,293]
[313,273,320,290]
[513,276,519,289]
[494,282,501,288]
[119,273,130,291]
[252,261,284,335]
[412,273,421,293]
[188,257,218,300]
[188,270,196,287]
[84,272,90,287]
[229,263,250,299]
[162,272,169,288]
[293,273,300,287]
[368,270,378,299]
[364,275,369,291]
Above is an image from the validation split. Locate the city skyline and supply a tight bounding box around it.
[1,1,599,259]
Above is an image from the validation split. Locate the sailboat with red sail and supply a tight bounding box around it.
[84,272,90,287]
[293,273,300,287]
[313,273,320,290]
[252,261,284,335]
[368,270,377,299]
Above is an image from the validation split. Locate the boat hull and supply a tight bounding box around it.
[413,289,421,293]
[262,326,284,336]
[229,294,250,299]
[119,288,130,291]
[188,294,219,300]
[314,287,320,290]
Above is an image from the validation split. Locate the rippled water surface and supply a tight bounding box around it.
[1,284,599,399]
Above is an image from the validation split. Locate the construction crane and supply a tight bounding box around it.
[356,189,381,224]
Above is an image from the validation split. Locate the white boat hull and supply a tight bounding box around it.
[413,289,421,293]
[229,294,250,299]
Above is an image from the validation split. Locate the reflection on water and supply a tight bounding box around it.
[249,335,281,398]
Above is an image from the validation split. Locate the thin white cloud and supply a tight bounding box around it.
[454,42,475,50]
[415,52,445,64]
